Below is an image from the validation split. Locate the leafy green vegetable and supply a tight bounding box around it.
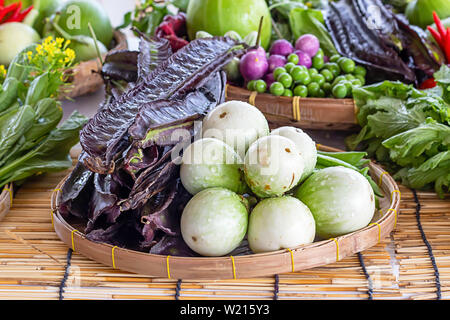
[288,8,337,57]
[317,151,370,168]
[267,0,307,20]
[0,111,88,188]
[347,65,450,198]
[0,98,63,167]
[433,64,450,104]
[0,38,86,188]
[0,105,35,161]
[119,0,184,35]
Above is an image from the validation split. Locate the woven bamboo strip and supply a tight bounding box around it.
[1,156,449,299]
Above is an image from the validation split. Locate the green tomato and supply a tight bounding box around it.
[332,83,348,99]
[254,79,267,93]
[247,80,257,91]
[340,80,353,92]
[295,70,311,85]
[318,89,325,98]
[329,54,340,63]
[273,67,286,79]
[345,74,355,81]
[287,53,299,65]
[181,188,248,256]
[277,73,293,88]
[315,48,324,58]
[307,82,320,97]
[51,0,114,46]
[311,73,325,87]
[308,68,318,77]
[332,75,347,87]
[350,78,362,87]
[224,57,242,82]
[322,82,332,95]
[284,62,296,73]
[283,88,293,97]
[180,138,247,195]
[339,58,356,74]
[312,55,324,70]
[290,66,304,81]
[293,85,308,97]
[270,82,285,96]
[354,65,367,77]
[324,62,341,77]
[295,167,375,239]
[187,0,272,49]
[320,69,334,83]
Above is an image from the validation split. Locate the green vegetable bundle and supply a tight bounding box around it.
[0,42,88,188]
[347,65,450,198]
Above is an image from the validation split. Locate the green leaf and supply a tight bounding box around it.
[269,0,308,19]
[117,11,133,29]
[317,151,369,168]
[25,72,62,107]
[433,64,450,104]
[0,98,63,166]
[289,8,338,57]
[382,122,450,167]
[0,105,35,161]
[394,151,450,198]
[170,0,190,12]
[0,111,88,187]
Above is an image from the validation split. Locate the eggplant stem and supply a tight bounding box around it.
[253,16,264,50]
[88,22,104,67]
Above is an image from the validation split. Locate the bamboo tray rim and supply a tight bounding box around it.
[226,84,356,105]
[224,85,360,131]
[50,145,401,280]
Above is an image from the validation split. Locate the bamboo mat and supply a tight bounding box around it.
[0,166,448,300]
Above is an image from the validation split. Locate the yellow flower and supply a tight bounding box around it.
[36,44,43,55]
[28,52,34,62]
[56,37,64,48]
[64,48,76,64]
[44,36,53,45]
[0,65,6,78]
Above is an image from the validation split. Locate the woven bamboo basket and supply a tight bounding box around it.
[50,144,400,280]
[61,30,128,99]
[225,85,359,131]
[0,184,13,223]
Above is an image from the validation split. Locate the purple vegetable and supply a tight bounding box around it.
[269,39,294,57]
[295,34,320,57]
[324,55,329,63]
[263,72,275,87]
[248,46,267,59]
[240,51,269,81]
[268,54,287,72]
[294,50,312,68]
[80,37,239,174]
